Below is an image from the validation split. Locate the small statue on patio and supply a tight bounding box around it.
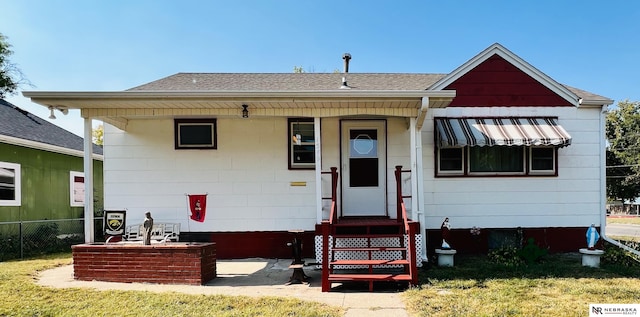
[143,211,154,245]
[586,224,600,250]
[441,217,451,249]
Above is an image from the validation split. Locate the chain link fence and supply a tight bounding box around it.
[0,218,105,261]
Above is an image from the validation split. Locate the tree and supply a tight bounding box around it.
[606,100,640,206]
[0,33,28,98]
[92,124,104,146]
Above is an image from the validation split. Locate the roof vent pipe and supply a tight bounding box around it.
[340,53,352,89]
[342,53,351,73]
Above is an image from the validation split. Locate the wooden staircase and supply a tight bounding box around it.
[320,166,419,292]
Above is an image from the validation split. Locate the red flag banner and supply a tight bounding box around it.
[188,194,207,222]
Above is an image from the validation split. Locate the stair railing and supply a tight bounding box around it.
[321,167,339,292]
[321,167,339,224]
[394,165,419,285]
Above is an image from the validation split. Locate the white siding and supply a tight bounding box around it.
[104,116,412,232]
[386,118,412,218]
[104,117,318,232]
[103,108,598,234]
[422,106,603,229]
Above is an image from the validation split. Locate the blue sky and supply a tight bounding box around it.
[2,0,639,136]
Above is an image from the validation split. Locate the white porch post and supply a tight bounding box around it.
[314,117,323,223]
[83,117,95,243]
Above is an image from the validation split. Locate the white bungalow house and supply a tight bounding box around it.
[24,43,612,291]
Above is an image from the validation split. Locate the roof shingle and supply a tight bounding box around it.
[0,99,103,154]
[128,72,611,103]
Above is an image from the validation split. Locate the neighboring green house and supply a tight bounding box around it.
[0,99,103,223]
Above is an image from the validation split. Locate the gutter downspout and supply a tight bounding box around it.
[416,97,429,262]
[599,104,640,256]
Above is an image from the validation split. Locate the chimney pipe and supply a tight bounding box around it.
[342,53,351,73]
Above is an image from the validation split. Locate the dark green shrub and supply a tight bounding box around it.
[517,238,548,264]
[488,246,524,267]
[488,238,547,266]
[0,232,20,261]
[603,242,640,267]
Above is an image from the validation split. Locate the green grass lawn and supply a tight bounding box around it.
[404,252,640,317]
[3,251,639,317]
[0,254,343,317]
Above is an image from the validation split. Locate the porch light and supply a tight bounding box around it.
[242,104,249,118]
[48,106,69,120]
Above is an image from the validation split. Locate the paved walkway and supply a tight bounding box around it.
[37,258,410,317]
[607,223,640,237]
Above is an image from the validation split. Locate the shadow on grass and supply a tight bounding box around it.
[420,252,639,285]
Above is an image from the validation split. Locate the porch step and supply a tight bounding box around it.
[331,247,406,252]
[333,234,403,239]
[320,217,418,292]
[328,273,412,282]
[327,273,412,291]
[330,259,409,266]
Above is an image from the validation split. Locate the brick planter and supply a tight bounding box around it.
[72,242,216,285]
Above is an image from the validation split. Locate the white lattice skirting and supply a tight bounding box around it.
[314,234,423,269]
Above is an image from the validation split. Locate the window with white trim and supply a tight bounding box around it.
[529,147,556,174]
[436,146,557,177]
[70,171,85,207]
[288,118,315,169]
[0,162,21,206]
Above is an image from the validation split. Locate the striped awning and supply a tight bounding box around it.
[435,117,572,147]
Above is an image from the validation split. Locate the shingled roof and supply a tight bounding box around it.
[128,73,448,91]
[0,99,103,155]
[127,72,611,104]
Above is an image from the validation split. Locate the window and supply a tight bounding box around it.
[0,162,21,206]
[469,146,524,174]
[288,118,315,169]
[437,148,464,174]
[436,146,557,177]
[174,119,217,149]
[530,147,556,174]
[70,171,85,207]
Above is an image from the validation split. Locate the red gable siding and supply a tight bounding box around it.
[444,54,573,107]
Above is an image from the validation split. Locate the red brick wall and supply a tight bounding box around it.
[72,242,216,285]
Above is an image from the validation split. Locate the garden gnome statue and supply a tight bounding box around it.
[441,217,451,249]
[143,211,154,245]
[586,223,600,250]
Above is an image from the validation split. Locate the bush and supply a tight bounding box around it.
[518,238,548,264]
[603,242,640,267]
[0,232,20,261]
[488,238,547,266]
[0,222,83,261]
[488,246,524,267]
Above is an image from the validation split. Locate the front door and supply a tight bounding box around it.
[341,120,387,217]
